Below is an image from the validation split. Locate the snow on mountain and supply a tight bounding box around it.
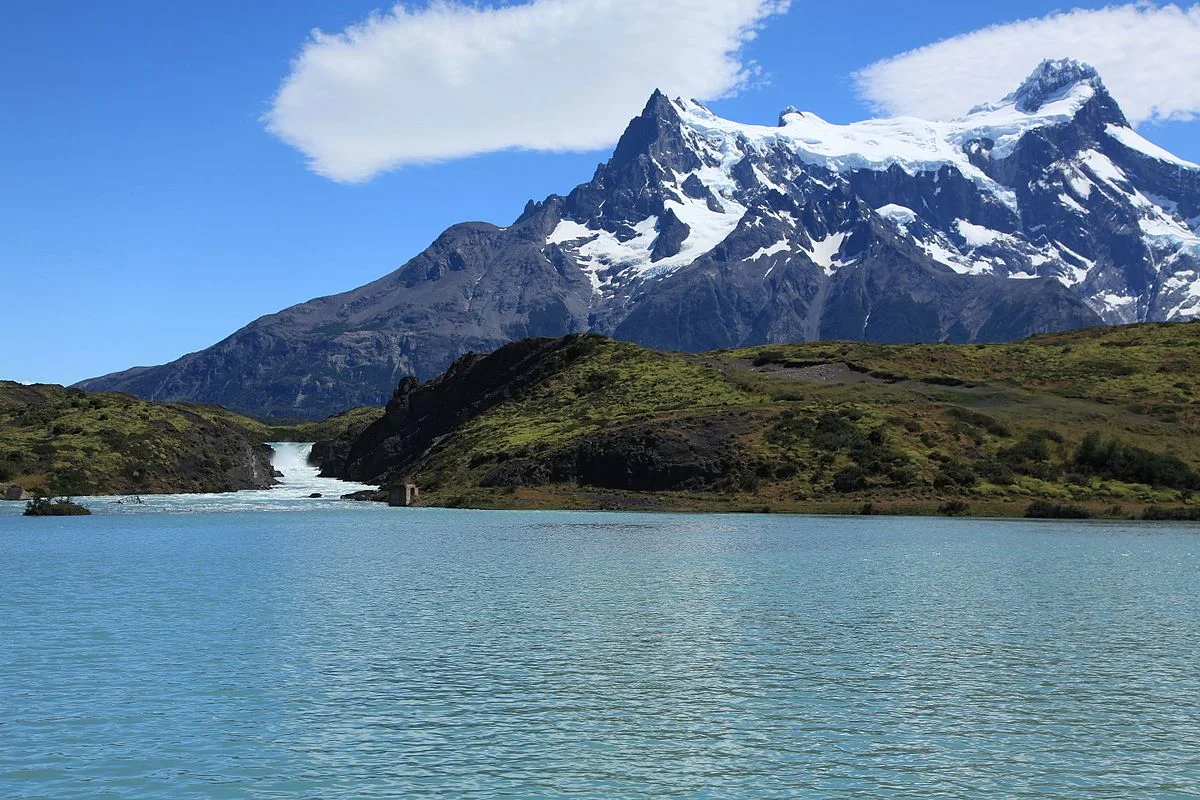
[545,58,1200,325]
[78,59,1200,419]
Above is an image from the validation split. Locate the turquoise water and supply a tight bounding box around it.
[1,505,1198,798]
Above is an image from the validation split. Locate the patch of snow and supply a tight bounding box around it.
[547,182,747,292]
[876,204,917,229]
[1008,272,1039,280]
[1102,293,1137,310]
[657,193,746,276]
[919,234,993,276]
[1124,189,1200,264]
[751,239,791,262]
[1095,292,1140,323]
[803,232,848,277]
[1166,277,1200,319]
[547,219,600,245]
[1055,245,1096,288]
[1105,125,1199,170]
[955,219,1002,247]
[1164,270,1196,291]
[954,79,1098,161]
[1059,193,1087,214]
[675,93,1064,212]
[547,216,659,292]
[1064,168,1093,199]
[1079,150,1129,188]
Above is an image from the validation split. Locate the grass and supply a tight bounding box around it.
[266,406,382,443]
[395,323,1200,517]
[0,382,273,495]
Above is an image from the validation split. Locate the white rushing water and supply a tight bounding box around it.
[265,442,357,499]
[0,442,381,516]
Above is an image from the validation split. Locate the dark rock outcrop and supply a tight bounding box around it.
[329,336,609,484]
[480,414,756,492]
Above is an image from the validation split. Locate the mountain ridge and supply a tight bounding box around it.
[78,59,1200,418]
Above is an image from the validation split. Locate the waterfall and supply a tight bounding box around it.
[270,442,317,479]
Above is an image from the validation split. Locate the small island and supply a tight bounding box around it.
[23,497,92,517]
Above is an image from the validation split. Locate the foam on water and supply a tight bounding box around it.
[0,442,380,516]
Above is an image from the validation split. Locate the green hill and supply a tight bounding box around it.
[0,382,278,496]
[319,323,1200,518]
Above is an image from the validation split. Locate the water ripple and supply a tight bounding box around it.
[1,511,1197,797]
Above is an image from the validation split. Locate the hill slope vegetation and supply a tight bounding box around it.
[317,323,1200,517]
[0,382,278,496]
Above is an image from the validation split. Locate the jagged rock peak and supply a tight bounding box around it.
[1008,58,1102,113]
[778,105,801,126]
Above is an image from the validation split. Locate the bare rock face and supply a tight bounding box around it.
[3,484,31,501]
[78,60,1200,419]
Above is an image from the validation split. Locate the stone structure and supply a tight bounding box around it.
[4,484,31,501]
[388,480,419,508]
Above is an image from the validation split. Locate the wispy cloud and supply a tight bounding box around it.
[266,0,790,183]
[854,3,1200,124]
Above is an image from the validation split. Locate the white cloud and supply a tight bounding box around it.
[854,3,1200,125]
[266,0,790,182]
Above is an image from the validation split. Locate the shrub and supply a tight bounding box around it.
[945,407,1011,438]
[976,459,1015,485]
[1024,500,1092,519]
[751,350,788,367]
[1073,433,1200,489]
[938,499,971,516]
[1141,506,1200,521]
[48,468,91,499]
[832,466,868,493]
[934,461,977,488]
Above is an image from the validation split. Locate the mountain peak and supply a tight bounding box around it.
[778,105,801,126]
[1008,58,1102,113]
[607,89,695,172]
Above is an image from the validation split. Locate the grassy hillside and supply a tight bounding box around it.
[0,382,278,496]
[326,324,1200,518]
[266,406,382,444]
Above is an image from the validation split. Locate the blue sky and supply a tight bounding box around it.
[3,0,1198,385]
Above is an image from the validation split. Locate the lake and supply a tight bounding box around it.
[1,493,1198,797]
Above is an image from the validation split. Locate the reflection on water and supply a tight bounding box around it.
[0,511,1197,797]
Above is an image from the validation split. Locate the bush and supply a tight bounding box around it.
[1024,500,1092,519]
[934,461,977,488]
[976,459,1015,485]
[832,465,868,493]
[938,500,971,516]
[1141,506,1200,521]
[48,468,91,498]
[751,349,788,367]
[945,407,1011,438]
[1073,433,1200,490]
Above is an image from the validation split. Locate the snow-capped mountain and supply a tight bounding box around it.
[80,60,1200,418]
